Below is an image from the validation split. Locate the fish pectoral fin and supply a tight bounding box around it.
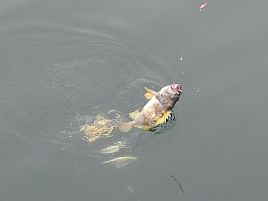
[144,92,154,100]
[118,121,135,133]
[144,87,158,100]
[155,110,172,125]
[129,110,140,120]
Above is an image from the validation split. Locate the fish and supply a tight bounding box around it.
[119,83,182,132]
[101,156,138,168]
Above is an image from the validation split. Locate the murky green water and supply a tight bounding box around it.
[0,0,268,201]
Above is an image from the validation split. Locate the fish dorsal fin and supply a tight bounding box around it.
[155,110,172,125]
[144,87,158,100]
[144,92,154,100]
[129,110,140,120]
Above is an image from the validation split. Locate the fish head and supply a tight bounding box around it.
[157,83,182,110]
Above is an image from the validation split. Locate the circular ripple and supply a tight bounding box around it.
[0,26,172,156]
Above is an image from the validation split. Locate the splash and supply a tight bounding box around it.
[81,113,124,143]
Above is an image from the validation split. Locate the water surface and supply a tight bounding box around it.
[0,0,268,201]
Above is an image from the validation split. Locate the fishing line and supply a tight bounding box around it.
[172,1,208,87]
[173,48,185,84]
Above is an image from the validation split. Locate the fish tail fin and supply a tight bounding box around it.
[119,121,135,133]
[129,110,140,120]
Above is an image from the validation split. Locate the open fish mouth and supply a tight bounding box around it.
[171,83,182,94]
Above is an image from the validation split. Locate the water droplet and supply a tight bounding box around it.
[193,88,201,95]
[126,186,135,193]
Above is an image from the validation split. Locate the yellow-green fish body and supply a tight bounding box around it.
[119,83,182,132]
